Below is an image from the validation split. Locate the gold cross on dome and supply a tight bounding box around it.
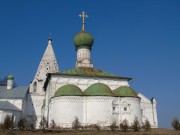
[79,11,88,31]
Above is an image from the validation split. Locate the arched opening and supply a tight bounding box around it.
[33,81,37,92]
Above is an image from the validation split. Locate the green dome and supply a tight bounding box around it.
[113,86,138,97]
[73,31,94,49]
[54,84,83,97]
[8,74,14,80]
[84,83,113,96]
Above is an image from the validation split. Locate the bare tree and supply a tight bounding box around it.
[110,121,117,132]
[39,116,47,132]
[120,119,129,132]
[172,118,180,130]
[131,117,140,132]
[72,117,81,130]
[18,117,27,130]
[142,119,151,131]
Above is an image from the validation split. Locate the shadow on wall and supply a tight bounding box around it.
[24,93,38,128]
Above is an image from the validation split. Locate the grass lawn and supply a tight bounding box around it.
[0,129,180,135]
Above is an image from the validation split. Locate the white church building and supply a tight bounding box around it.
[0,12,158,128]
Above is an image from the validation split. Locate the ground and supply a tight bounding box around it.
[0,129,180,135]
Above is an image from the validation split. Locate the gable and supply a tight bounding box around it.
[50,67,132,80]
[138,93,151,103]
[0,101,21,111]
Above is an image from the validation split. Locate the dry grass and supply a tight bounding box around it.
[0,128,180,135]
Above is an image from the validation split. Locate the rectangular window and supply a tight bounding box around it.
[124,107,127,111]
[113,107,115,111]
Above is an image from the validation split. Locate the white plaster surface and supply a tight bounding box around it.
[138,93,158,128]
[76,48,93,67]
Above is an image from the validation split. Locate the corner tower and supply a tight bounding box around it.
[30,35,59,93]
[73,11,94,67]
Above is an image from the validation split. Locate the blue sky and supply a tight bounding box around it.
[0,0,180,128]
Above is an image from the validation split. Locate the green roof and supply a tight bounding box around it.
[73,31,94,49]
[8,74,14,80]
[54,84,83,97]
[52,84,139,97]
[53,67,131,80]
[113,86,138,97]
[84,83,113,96]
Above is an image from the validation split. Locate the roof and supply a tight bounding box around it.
[73,31,94,50]
[0,86,29,99]
[54,84,83,97]
[113,86,138,97]
[8,74,14,80]
[49,67,132,80]
[0,101,21,111]
[84,83,113,96]
[52,83,140,97]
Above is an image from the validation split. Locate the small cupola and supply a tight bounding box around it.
[73,11,94,68]
[7,74,14,90]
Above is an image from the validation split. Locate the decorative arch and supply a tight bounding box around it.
[33,81,37,92]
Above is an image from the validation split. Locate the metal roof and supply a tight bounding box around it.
[44,67,132,90]
[0,101,21,111]
[50,67,132,80]
[84,83,113,96]
[113,86,138,97]
[54,84,83,97]
[0,86,28,99]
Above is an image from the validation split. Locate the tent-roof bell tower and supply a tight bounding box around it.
[30,34,59,93]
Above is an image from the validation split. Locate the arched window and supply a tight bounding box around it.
[33,81,37,92]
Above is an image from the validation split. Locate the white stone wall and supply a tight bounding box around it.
[120,97,142,125]
[50,96,83,127]
[30,80,45,94]
[48,75,129,97]
[42,75,144,128]
[49,96,141,128]
[152,99,158,128]
[76,48,93,67]
[138,93,158,128]
[24,94,45,128]
[77,48,90,61]
[50,96,115,127]
[85,96,115,126]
